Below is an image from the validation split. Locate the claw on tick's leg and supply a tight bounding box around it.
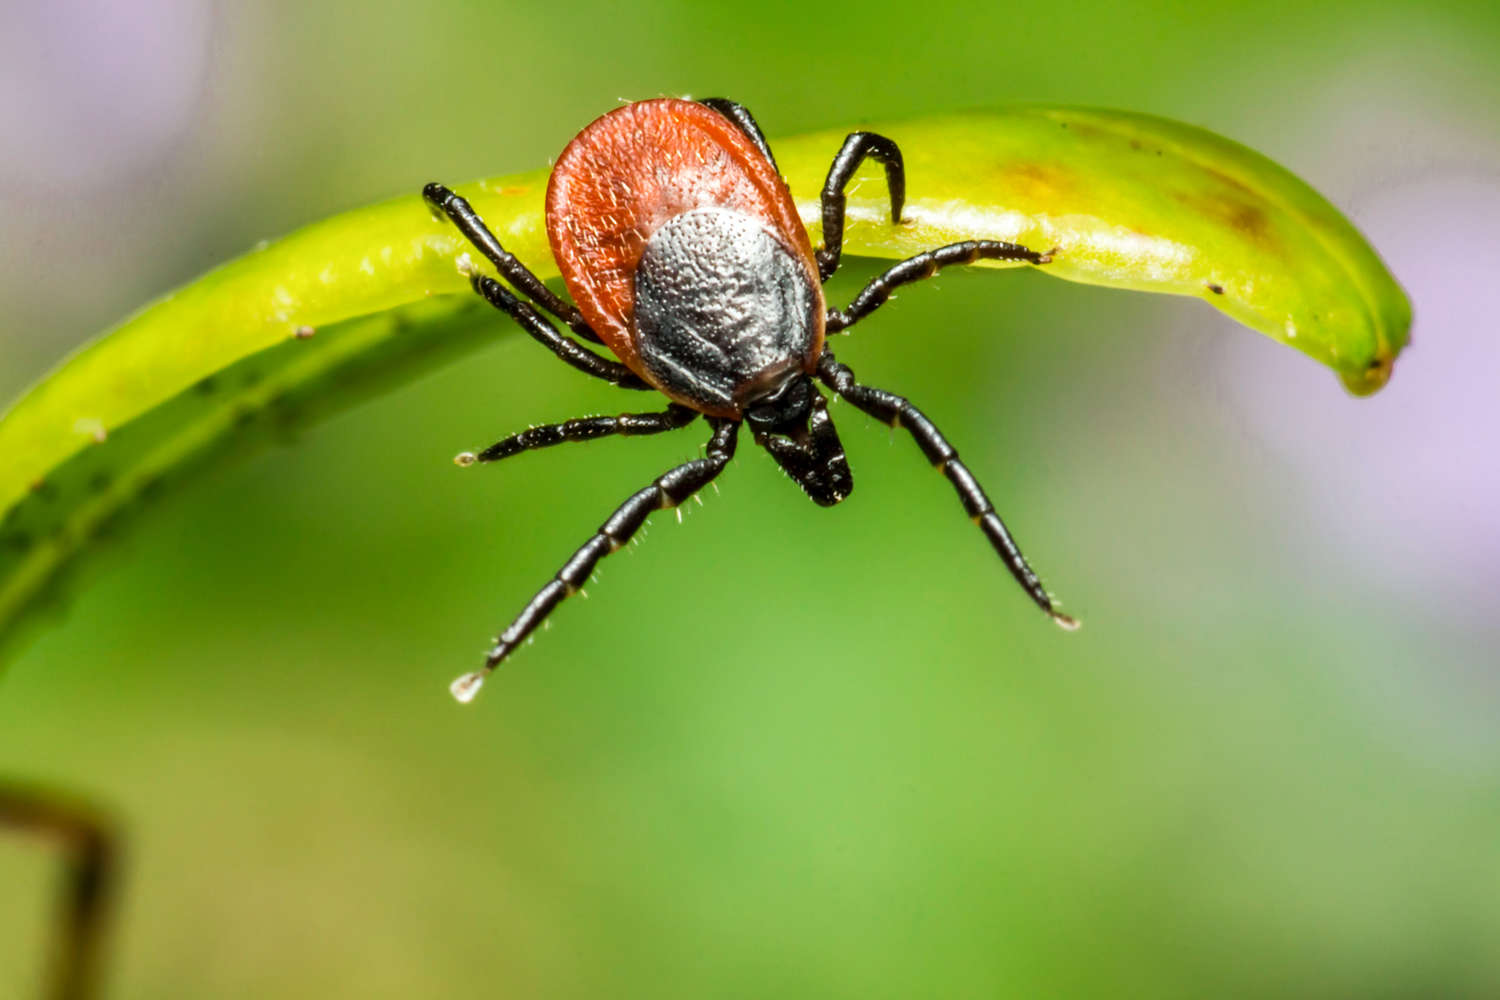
[450,672,485,704]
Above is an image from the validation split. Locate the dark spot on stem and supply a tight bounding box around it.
[1173,191,1274,247]
[88,471,114,495]
[1207,283,1225,295]
[1002,162,1074,201]
[94,507,126,542]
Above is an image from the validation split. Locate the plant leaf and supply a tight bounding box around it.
[0,106,1411,656]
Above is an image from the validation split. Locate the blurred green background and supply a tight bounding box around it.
[3,1,1498,996]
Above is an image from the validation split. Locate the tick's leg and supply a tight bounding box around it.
[816,352,1077,629]
[422,181,604,345]
[456,404,699,466]
[0,783,117,1000]
[698,98,779,173]
[450,419,740,703]
[817,132,905,281]
[826,240,1053,333]
[470,274,651,390]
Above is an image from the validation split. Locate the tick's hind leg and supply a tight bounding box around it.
[826,241,1053,333]
[450,418,740,703]
[816,352,1077,629]
[456,404,699,466]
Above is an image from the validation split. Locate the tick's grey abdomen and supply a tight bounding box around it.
[632,207,819,414]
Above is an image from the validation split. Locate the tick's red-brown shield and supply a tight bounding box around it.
[545,98,824,414]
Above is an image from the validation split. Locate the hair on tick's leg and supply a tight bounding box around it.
[422,181,605,344]
[816,351,1077,629]
[451,419,741,703]
[467,274,651,390]
[456,404,699,466]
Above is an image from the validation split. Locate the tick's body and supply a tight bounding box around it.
[425,98,1075,703]
[549,100,824,416]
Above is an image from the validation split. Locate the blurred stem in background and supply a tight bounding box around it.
[0,783,116,1000]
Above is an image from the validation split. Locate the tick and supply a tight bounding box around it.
[425,97,1076,703]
